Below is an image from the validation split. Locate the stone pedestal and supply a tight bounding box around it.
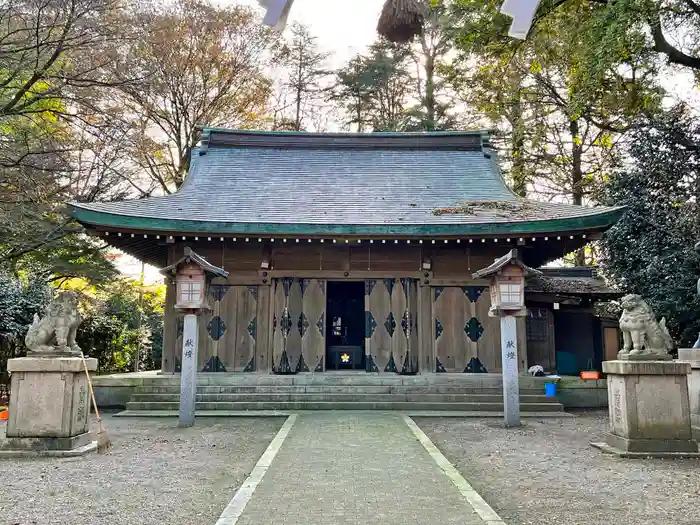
[678,348,700,427]
[0,356,98,457]
[591,360,700,458]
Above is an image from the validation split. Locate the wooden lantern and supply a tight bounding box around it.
[472,249,534,317]
[160,247,229,312]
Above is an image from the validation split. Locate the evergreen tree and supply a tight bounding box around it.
[599,106,700,346]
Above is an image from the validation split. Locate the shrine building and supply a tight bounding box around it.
[69,129,623,377]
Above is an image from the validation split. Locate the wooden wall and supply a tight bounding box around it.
[160,241,524,373]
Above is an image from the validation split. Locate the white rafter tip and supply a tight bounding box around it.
[431,240,436,244]
[333,239,337,243]
[346,239,349,243]
[117,232,122,237]
[308,239,311,243]
[370,240,374,243]
[456,239,461,243]
[444,240,448,244]
[570,235,574,239]
[469,239,473,243]
[395,240,399,244]
[156,235,160,240]
[382,240,386,243]
[105,232,109,236]
[494,238,498,242]
[232,238,236,241]
[320,239,324,243]
[182,236,186,240]
[582,234,587,239]
[557,236,561,240]
[144,234,148,238]
[295,239,299,243]
[544,237,549,241]
[481,239,486,243]
[419,240,423,244]
[283,238,287,242]
[357,240,361,243]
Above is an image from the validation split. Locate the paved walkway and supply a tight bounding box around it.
[218,412,502,525]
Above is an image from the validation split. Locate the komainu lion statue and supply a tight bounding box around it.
[618,294,673,360]
[25,291,82,355]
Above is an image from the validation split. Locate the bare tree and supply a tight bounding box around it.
[112,0,281,193]
[272,22,331,132]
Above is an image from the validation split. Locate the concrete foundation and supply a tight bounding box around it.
[591,360,700,458]
[1,356,98,457]
[678,348,700,427]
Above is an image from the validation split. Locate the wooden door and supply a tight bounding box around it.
[271,278,325,373]
[433,286,496,372]
[272,277,303,374]
[365,279,416,373]
[604,326,620,361]
[202,285,258,372]
[300,279,326,372]
[404,279,419,374]
[526,307,555,372]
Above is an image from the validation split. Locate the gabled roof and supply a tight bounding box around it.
[159,247,228,279]
[69,129,624,237]
[526,267,621,297]
[472,249,542,279]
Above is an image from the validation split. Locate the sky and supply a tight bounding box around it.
[115,0,699,281]
[235,0,386,65]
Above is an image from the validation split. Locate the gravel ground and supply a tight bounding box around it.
[0,414,284,525]
[416,410,700,525]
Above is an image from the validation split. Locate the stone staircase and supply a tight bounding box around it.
[116,373,566,416]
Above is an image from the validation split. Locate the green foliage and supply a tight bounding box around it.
[77,279,165,374]
[599,106,700,346]
[0,272,52,388]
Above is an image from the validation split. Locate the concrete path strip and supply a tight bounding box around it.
[403,415,508,525]
[214,414,297,525]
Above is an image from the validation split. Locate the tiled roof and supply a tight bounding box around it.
[69,129,624,236]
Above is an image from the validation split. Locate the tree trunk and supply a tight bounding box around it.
[510,93,526,197]
[570,118,586,266]
[424,54,435,130]
[295,49,303,131]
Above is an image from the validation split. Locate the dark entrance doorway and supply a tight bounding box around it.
[326,281,366,371]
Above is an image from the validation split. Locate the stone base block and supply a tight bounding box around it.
[0,430,97,458]
[678,349,700,430]
[593,360,699,457]
[590,440,700,458]
[6,356,97,439]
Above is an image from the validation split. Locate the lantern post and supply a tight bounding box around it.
[473,249,532,427]
[160,247,228,427]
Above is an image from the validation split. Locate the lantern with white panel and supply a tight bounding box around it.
[160,247,228,427]
[473,249,539,426]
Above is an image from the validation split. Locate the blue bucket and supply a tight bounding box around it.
[544,382,557,397]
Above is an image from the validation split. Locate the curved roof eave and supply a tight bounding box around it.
[69,203,626,237]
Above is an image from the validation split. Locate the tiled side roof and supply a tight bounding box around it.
[69,130,624,235]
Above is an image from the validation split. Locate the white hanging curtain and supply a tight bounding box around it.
[257,0,295,31]
[499,0,541,39]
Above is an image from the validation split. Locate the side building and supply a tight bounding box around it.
[69,130,624,376]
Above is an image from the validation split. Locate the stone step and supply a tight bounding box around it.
[133,385,547,395]
[124,401,564,412]
[115,410,573,418]
[129,373,553,388]
[129,393,556,403]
